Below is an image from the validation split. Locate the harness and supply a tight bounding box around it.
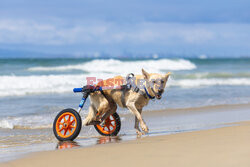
[125,73,155,100]
[88,73,155,108]
[144,86,155,99]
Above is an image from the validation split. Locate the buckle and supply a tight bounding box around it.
[133,87,140,93]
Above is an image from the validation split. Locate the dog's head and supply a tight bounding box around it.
[142,68,171,99]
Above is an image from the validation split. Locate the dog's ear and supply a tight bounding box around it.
[142,68,150,80]
[165,72,171,80]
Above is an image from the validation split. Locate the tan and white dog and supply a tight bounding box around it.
[83,69,171,135]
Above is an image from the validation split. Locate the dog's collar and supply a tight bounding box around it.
[144,86,155,99]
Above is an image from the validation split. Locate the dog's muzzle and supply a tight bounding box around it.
[155,89,164,99]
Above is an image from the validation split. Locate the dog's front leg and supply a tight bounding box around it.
[134,108,144,136]
[135,118,145,136]
[134,116,140,133]
[127,102,148,133]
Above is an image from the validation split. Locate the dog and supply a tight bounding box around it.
[83,69,171,135]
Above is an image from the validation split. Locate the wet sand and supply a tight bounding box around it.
[1,103,250,162]
[2,120,250,167]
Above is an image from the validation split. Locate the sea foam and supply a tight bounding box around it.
[170,78,250,88]
[1,74,250,97]
[28,58,197,73]
[1,58,197,97]
[0,115,52,129]
[1,58,249,97]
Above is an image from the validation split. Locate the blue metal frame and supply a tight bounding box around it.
[73,86,103,112]
[73,88,83,93]
[79,98,86,108]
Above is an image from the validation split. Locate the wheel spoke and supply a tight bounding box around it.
[64,129,67,136]
[68,115,71,121]
[63,117,66,123]
[59,128,64,132]
[70,125,76,128]
[107,126,110,131]
[70,120,75,125]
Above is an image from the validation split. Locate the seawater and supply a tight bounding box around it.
[1,57,250,128]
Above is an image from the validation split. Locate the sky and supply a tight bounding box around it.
[0,0,250,57]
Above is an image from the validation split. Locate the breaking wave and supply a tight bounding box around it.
[0,74,85,97]
[175,72,250,79]
[1,58,250,97]
[171,78,250,88]
[1,74,250,97]
[1,58,197,97]
[28,58,197,73]
[0,109,89,129]
[0,115,53,129]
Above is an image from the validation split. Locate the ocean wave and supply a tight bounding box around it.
[27,58,197,73]
[0,110,87,129]
[0,115,53,129]
[171,78,250,87]
[175,72,250,79]
[1,74,250,97]
[0,74,85,97]
[0,73,131,97]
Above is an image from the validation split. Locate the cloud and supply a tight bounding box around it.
[0,20,109,45]
[0,19,250,51]
[108,23,215,44]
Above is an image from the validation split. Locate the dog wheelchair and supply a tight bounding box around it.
[53,85,124,141]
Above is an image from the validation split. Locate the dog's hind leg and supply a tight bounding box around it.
[83,104,100,126]
[100,102,117,122]
[85,99,112,125]
[84,93,111,126]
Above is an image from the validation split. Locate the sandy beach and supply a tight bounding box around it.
[2,120,250,167]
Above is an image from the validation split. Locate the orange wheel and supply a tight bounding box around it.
[53,108,82,141]
[94,112,121,136]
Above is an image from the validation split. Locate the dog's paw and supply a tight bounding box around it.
[141,124,149,133]
[136,130,144,137]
